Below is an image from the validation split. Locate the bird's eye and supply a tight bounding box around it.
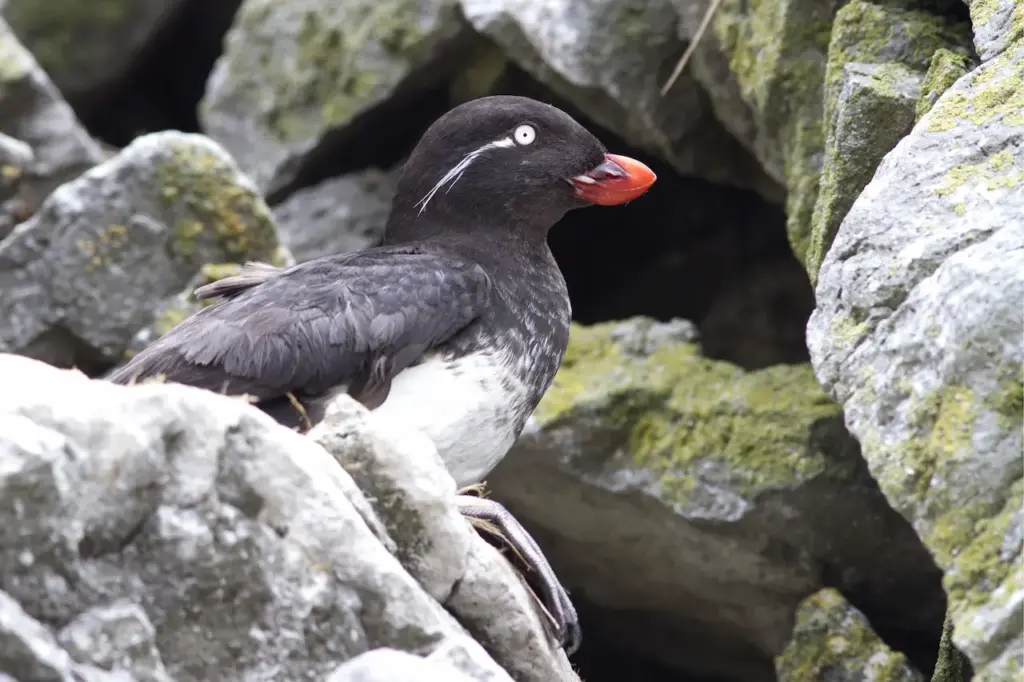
[514,124,536,146]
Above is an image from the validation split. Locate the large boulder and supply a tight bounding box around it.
[200,0,469,196]
[0,17,105,231]
[489,318,947,680]
[807,26,1024,681]
[0,131,281,373]
[0,353,578,682]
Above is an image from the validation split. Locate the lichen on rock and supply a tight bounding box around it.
[200,0,467,195]
[775,588,924,681]
[916,48,973,121]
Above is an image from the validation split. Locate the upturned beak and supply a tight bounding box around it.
[570,153,657,205]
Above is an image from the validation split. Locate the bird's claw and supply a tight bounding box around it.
[456,490,581,655]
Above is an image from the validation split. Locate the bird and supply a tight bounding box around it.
[106,94,656,654]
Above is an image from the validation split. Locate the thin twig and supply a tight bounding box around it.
[286,392,313,432]
[661,0,725,96]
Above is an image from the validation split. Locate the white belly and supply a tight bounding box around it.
[371,351,524,487]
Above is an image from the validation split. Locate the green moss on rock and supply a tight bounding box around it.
[534,321,854,501]
[713,0,836,266]
[930,610,971,682]
[776,588,923,681]
[926,44,1024,132]
[2,0,128,79]
[155,140,278,262]
[917,49,973,121]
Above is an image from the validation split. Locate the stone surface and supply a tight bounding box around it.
[966,0,1022,61]
[807,37,1024,681]
[200,0,468,196]
[326,649,483,682]
[1,0,187,102]
[0,353,577,682]
[488,318,948,680]
[460,0,779,200]
[311,399,580,682]
[0,132,33,239]
[916,49,973,122]
[675,0,972,267]
[806,62,922,282]
[0,131,280,372]
[272,167,395,262]
[0,17,105,220]
[775,589,924,682]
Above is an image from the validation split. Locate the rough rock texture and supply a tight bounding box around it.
[0,131,33,239]
[0,353,577,682]
[326,649,482,682]
[460,0,780,200]
[489,318,948,681]
[916,49,973,121]
[200,0,468,196]
[0,0,186,102]
[807,32,1024,681]
[967,0,1023,61]
[0,131,280,372]
[0,17,104,221]
[672,0,972,267]
[775,589,924,681]
[805,62,922,282]
[272,167,395,262]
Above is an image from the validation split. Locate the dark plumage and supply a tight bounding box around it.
[107,95,657,653]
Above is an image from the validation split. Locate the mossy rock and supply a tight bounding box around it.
[776,588,924,681]
[534,319,857,503]
[2,0,185,97]
[916,48,973,121]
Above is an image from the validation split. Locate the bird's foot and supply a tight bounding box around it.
[456,485,581,655]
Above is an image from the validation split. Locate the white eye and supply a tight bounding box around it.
[514,124,536,146]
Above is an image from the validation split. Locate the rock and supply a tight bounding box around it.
[0,17,104,219]
[489,318,947,680]
[0,132,33,240]
[916,49,973,122]
[966,0,1022,61]
[0,353,577,682]
[200,0,468,196]
[58,600,173,682]
[326,649,483,682]
[775,589,924,681]
[272,167,395,262]
[1,0,188,103]
[806,34,1024,681]
[0,131,281,372]
[805,63,922,283]
[310,399,580,682]
[0,590,135,682]
[460,0,780,200]
[674,0,972,267]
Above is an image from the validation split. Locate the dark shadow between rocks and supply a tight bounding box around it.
[76,0,246,146]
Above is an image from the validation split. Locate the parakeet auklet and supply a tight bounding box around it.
[107,95,656,653]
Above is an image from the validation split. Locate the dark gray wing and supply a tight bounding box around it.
[107,245,492,409]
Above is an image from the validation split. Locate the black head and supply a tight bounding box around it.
[385,95,655,246]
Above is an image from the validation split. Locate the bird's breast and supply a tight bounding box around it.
[370,348,536,487]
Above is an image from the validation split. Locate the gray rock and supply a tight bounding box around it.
[965,0,1021,61]
[273,168,396,262]
[58,600,173,682]
[0,132,33,240]
[311,399,579,682]
[325,649,482,682]
[200,0,468,196]
[806,39,1024,681]
[491,318,945,680]
[1,0,187,102]
[916,49,973,122]
[0,131,280,371]
[0,17,104,217]
[806,62,922,283]
[0,590,135,682]
[460,0,779,200]
[0,353,575,682]
[775,589,924,681]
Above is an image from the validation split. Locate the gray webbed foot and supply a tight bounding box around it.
[456,488,581,655]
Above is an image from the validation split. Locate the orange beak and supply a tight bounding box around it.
[570,153,657,206]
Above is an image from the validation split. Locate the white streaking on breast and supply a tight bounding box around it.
[371,350,525,488]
